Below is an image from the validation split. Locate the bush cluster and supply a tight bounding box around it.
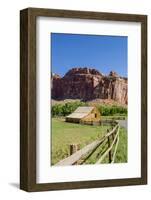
[98,105,127,116]
[51,101,87,117]
[51,101,127,117]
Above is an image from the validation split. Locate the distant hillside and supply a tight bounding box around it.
[52,67,127,105]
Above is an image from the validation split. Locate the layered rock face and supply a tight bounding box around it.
[52,67,127,105]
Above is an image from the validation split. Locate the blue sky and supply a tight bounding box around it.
[51,33,127,77]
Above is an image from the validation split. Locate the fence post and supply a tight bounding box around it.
[111,126,114,141]
[107,129,112,163]
[70,144,80,165]
[70,144,80,155]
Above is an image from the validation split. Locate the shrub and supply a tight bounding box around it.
[51,101,127,117]
[98,105,127,116]
[51,101,87,117]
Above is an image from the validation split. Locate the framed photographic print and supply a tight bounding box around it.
[20,8,147,192]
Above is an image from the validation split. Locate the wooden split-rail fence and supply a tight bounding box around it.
[55,123,120,166]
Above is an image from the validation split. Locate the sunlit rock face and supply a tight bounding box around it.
[52,67,127,105]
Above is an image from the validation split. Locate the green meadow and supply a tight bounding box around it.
[51,118,127,165]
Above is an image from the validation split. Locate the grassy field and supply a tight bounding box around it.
[51,118,127,165]
[84,127,127,164]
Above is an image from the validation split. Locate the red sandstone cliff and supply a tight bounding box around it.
[52,67,127,105]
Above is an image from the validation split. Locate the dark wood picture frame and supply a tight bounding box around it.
[20,7,147,192]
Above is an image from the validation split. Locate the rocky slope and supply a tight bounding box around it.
[52,67,127,105]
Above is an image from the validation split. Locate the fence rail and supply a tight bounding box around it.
[96,126,119,164]
[55,123,120,166]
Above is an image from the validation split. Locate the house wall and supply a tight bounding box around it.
[66,108,101,123]
[81,108,101,123]
[66,117,80,123]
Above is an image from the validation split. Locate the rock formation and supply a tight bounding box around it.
[52,67,127,105]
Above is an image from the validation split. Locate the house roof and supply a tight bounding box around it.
[66,106,94,119]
